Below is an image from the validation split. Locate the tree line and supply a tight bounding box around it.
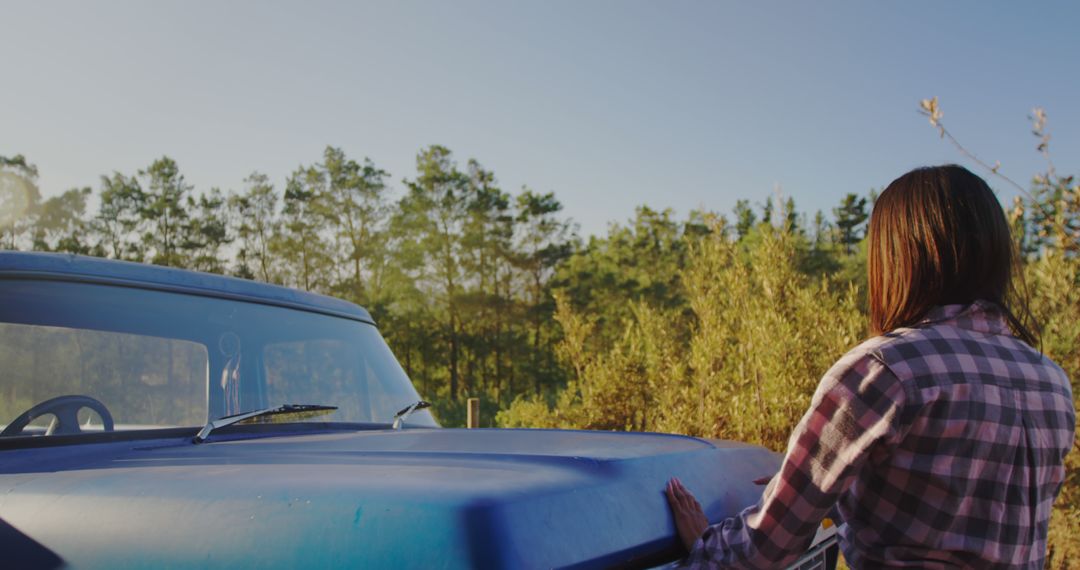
[1,126,1078,564]
[0,145,874,422]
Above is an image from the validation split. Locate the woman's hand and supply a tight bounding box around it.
[665,477,709,552]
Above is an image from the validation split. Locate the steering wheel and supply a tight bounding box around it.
[0,395,115,437]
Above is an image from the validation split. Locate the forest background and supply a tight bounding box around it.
[2,106,1078,566]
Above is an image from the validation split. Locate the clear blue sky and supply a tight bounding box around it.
[3,1,1078,237]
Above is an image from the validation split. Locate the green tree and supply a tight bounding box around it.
[229,172,279,282]
[33,187,92,253]
[319,146,390,304]
[0,154,42,250]
[514,189,572,396]
[553,206,689,352]
[457,160,513,399]
[276,165,331,291]
[182,188,231,274]
[782,197,800,235]
[95,172,146,260]
[760,197,774,227]
[395,145,471,401]
[139,157,192,267]
[1022,174,1080,257]
[832,193,868,255]
[733,199,756,240]
[811,210,830,248]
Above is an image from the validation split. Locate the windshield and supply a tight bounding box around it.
[0,278,436,436]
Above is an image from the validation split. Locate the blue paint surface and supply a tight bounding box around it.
[0,428,780,568]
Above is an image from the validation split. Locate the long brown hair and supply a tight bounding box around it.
[867,165,1038,345]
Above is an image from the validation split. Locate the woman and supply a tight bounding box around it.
[666,165,1075,568]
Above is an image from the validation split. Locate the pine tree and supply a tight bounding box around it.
[832,193,868,255]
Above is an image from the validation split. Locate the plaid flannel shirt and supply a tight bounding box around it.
[684,301,1076,569]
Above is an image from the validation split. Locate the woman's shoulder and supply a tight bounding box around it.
[830,332,911,372]
[819,327,939,389]
[848,309,1069,394]
[808,334,908,410]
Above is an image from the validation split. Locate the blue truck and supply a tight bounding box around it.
[0,251,837,569]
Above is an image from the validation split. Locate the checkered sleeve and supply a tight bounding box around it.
[683,348,907,569]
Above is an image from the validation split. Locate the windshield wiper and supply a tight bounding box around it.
[193,404,338,443]
[392,400,431,430]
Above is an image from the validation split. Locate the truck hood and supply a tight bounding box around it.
[0,427,781,569]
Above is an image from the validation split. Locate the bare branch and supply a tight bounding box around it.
[917,98,1058,236]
